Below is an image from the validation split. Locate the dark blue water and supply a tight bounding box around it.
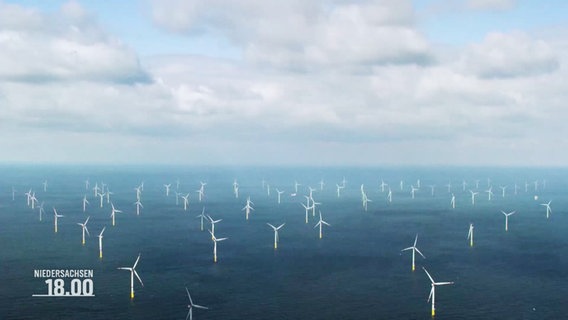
[1,165,567,319]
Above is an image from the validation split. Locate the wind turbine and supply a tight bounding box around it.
[276,189,285,204]
[313,211,331,239]
[540,201,552,219]
[134,200,143,216]
[110,203,122,226]
[117,253,143,299]
[301,202,313,224]
[207,215,222,240]
[469,190,478,206]
[336,184,344,198]
[319,179,325,191]
[209,230,227,263]
[38,202,45,221]
[450,193,455,209]
[77,216,90,245]
[429,185,435,197]
[93,183,100,197]
[181,193,190,211]
[499,185,507,198]
[387,188,392,203]
[185,287,208,320]
[401,234,426,271]
[501,210,516,231]
[485,186,493,201]
[195,189,204,203]
[467,223,474,247]
[98,227,106,259]
[164,184,171,197]
[85,179,90,190]
[267,223,285,249]
[53,208,64,233]
[242,197,255,220]
[294,181,301,194]
[410,185,419,199]
[105,189,113,204]
[98,192,104,208]
[380,179,388,193]
[423,267,454,317]
[30,192,38,209]
[82,195,89,212]
[24,189,32,206]
[42,180,48,192]
[11,186,15,201]
[196,207,206,231]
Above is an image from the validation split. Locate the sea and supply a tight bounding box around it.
[1,165,567,319]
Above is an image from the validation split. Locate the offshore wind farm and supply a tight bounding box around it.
[2,165,568,319]
[1,0,568,319]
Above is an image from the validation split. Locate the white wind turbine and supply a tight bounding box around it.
[207,215,222,240]
[93,183,100,197]
[387,188,392,203]
[196,207,206,231]
[485,186,493,201]
[310,197,321,217]
[294,181,301,194]
[110,203,122,226]
[134,200,143,216]
[185,287,208,320]
[301,201,313,224]
[24,189,32,206]
[336,184,344,198]
[319,179,325,191]
[195,189,204,203]
[117,253,143,299]
[98,192,104,208]
[462,180,467,191]
[276,189,285,204]
[30,192,38,209]
[181,193,190,211]
[314,211,331,239]
[401,234,426,271]
[233,179,239,198]
[501,210,516,231]
[85,179,90,190]
[410,186,419,199]
[82,195,89,212]
[450,193,456,209]
[38,202,45,221]
[467,223,474,247]
[98,227,106,259]
[53,208,64,233]
[42,180,48,192]
[540,201,552,219]
[499,185,507,198]
[423,267,454,317]
[77,216,90,245]
[267,223,285,249]
[164,184,171,197]
[446,182,452,193]
[209,230,227,263]
[11,186,16,201]
[105,189,113,204]
[242,197,254,220]
[380,179,388,193]
[469,190,478,206]
[429,185,435,197]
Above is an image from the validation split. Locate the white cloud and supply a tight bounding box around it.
[1,1,568,165]
[459,32,559,78]
[150,0,434,69]
[466,0,517,11]
[0,1,148,83]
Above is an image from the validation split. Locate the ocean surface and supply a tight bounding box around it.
[1,165,567,319]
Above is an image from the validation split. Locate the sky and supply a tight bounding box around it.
[0,0,567,166]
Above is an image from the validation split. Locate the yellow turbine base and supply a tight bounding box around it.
[432,309,435,317]
[99,252,102,259]
[214,256,217,263]
[412,265,415,271]
[130,292,134,299]
[274,243,277,249]
[82,241,85,245]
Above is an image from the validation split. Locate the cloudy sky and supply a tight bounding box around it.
[0,0,566,166]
